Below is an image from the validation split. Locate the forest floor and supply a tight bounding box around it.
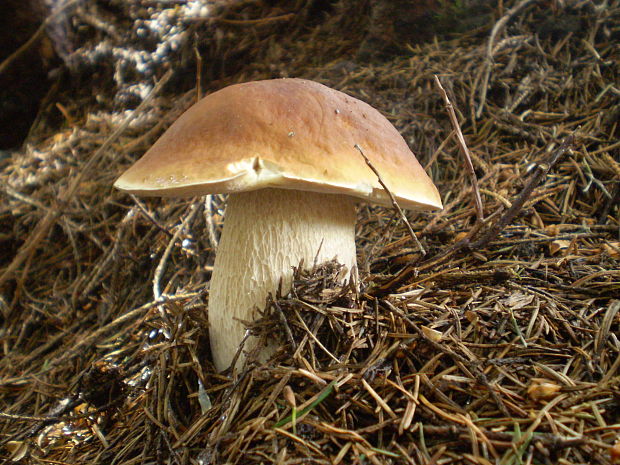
[0,1,619,464]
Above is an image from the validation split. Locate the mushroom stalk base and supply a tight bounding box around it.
[208,188,357,371]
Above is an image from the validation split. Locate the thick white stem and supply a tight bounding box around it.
[208,188,357,371]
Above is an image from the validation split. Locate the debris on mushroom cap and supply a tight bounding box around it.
[114,78,442,211]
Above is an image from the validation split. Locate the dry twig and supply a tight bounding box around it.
[435,75,484,222]
[355,144,426,255]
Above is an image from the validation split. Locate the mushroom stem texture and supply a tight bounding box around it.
[209,188,357,371]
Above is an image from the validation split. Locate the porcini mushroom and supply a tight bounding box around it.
[114,78,441,371]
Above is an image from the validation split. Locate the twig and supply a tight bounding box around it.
[153,202,200,301]
[0,391,125,447]
[354,144,426,255]
[424,129,454,171]
[0,396,123,447]
[0,397,80,447]
[203,195,219,249]
[75,207,138,302]
[194,35,203,101]
[384,301,511,418]
[0,70,173,289]
[292,309,339,364]
[0,401,77,423]
[597,181,619,224]
[272,299,297,351]
[369,210,500,296]
[131,194,174,238]
[206,13,295,25]
[594,300,620,355]
[421,425,587,449]
[0,183,52,212]
[0,0,80,76]
[227,330,252,374]
[470,135,574,249]
[393,134,575,280]
[476,0,539,118]
[0,291,203,385]
[435,75,484,222]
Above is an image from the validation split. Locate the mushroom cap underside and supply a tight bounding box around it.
[114,78,442,211]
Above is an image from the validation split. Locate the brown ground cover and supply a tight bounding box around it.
[1,1,618,463]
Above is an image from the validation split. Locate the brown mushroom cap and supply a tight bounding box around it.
[114,78,442,211]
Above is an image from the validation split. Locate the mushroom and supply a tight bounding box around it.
[114,78,441,371]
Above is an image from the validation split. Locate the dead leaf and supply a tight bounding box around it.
[421,325,443,342]
[6,441,28,462]
[527,378,561,401]
[549,239,571,255]
[502,292,534,309]
[603,242,620,259]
